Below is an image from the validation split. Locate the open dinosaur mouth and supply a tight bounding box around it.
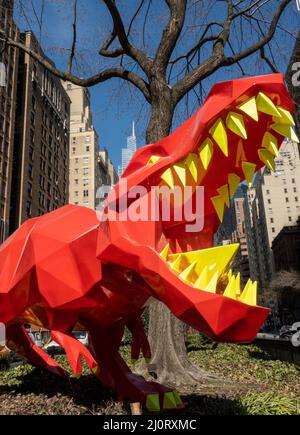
[148,90,298,308]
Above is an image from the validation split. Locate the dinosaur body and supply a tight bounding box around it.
[0,74,297,411]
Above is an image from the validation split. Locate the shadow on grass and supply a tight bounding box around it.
[0,366,249,415]
[0,366,116,410]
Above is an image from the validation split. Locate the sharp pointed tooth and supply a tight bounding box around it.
[209,119,228,156]
[179,261,197,283]
[228,173,240,198]
[228,269,233,280]
[262,132,279,157]
[211,195,225,222]
[147,155,161,165]
[240,280,257,306]
[226,112,247,139]
[223,276,236,300]
[194,265,209,290]
[273,107,295,125]
[203,270,219,293]
[242,161,256,188]
[258,148,276,171]
[173,163,186,186]
[160,243,169,260]
[271,123,299,143]
[237,97,258,121]
[235,272,241,296]
[169,255,182,273]
[185,153,199,183]
[217,185,230,207]
[256,92,281,117]
[161,168,174,189]
[199,138,213,170]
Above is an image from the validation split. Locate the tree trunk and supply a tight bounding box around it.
[285,30,300,144]
[140,81,219,387]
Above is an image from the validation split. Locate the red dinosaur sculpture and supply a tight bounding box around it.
[0,74,297,411]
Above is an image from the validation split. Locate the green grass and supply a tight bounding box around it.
[0,340,299,415]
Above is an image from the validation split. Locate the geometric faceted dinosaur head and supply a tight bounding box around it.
[97,74,297,343]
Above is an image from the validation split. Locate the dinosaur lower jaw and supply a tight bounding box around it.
[159,242,257,307]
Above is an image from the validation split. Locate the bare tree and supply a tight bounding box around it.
[0,0,296,386]
[286,30,300,139]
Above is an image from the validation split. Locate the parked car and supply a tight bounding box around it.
[72,331,89,348]
[43,331,89,356]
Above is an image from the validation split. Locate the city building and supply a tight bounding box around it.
[0,0,19,241]
[63,82,100,209]
[272,217,300,272]
[258,140,300,246]
[98,149,118,187]
[9,31,70,233]
[243,140,300,286]
[118,122,137,177]
[230,185,250,285]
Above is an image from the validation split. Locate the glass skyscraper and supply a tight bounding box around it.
[118,122,137,177]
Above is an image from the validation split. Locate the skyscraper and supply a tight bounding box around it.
[9,31,70,234]
[0,0,19,241]
[62,82,100,210]
[118,122,137,177]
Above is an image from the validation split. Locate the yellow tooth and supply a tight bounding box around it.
[203,270,219,293]
[211,195,225,222]
[258,149,275,171]
[223,276,236,300]
[147,155,161,165]
[226,112,247,139]
[228,173,240,198]
[160,243,169,260]
[217,185,230,207]
[199,138,213,170]
[228,269,233,280]
[209,119,228,156]
[256,92,281,117]
[185,153,199,183]
[273,107,295,125]
[161,168,174,189]
[169,255,182,273]
[235,272,241,296]
[169,244,239,281]
[173,163,186,186]
[271,123,299,143]
[179,261,197,283]
[194,266,209,290]
[237,97,258,121]
[242,161,256,188]
[262,132,279,157]
[240,280,257,306]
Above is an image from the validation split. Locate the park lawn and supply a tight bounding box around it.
[0,340,299,415]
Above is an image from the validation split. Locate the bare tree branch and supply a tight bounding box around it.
[66,0,77,75]
[154,0,187,73]
[102,0,152,74]
[0,31,151,102]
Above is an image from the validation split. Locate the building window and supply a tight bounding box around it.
[85,135,90,143]
[267,199,271,204]
[295,197,298,202]
[285,197,289,203]
[266,190,270,195]
[86,146,90,152]
[67,84,72,90]
[270,218,274,223]
[83,190,89,197]
[272,227,275,233]
[27,182,32,198]
[83,157,89,164]
[75,179,78,185]
[294,187,297,193]
[288,216,292,222]
[83,202,89,207]
[83,168,89,176]
[83,179,89,187]
[75,191,79,197]
[28,164,33,179]
[75,158,79,164]
[292,178,295,184]
[26,200,32,217]
[284,188,288,194]
[29,146,34,161]
[72,147,76,155]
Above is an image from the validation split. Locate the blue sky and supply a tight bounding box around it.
[13,0,300,169]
